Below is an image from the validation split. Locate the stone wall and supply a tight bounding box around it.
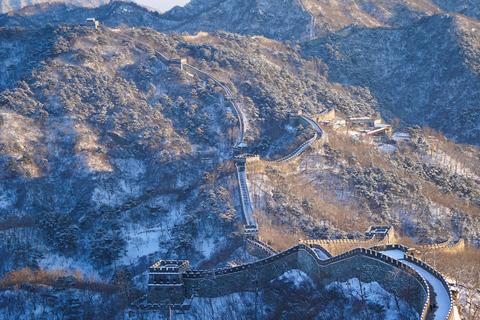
[183,247,300,298]
[419,238,465,253]
[405,255,456,320]
[176,245,429,317]
[312,109,335,123]
[244,238,277,259]
[297,248,428,314]
[301,231,394,256]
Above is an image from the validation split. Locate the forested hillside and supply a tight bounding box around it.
[1,0,480,318]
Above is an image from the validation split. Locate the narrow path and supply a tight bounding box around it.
[298,0,316,40]
[381,250,451,320]
[124,30,455,320]
[313,248,330,260]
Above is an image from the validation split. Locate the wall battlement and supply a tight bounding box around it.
[418,238,465,253]
[127,35,455,320]
[147,244,431,318]
[301,225,395,256]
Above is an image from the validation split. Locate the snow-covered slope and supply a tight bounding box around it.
[0,0,111,14]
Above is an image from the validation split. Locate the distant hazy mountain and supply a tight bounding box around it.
[0,0,111,14]
[0,0,311,41]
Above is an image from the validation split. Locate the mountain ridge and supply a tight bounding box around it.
[0,0,112,14]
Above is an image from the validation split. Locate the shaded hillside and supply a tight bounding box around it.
[305,13,480,144]
[0,26,57,91]
[0,24,244,276]
[302,0,444,35]
[432,0,480,21]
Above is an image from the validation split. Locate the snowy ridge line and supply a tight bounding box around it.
[245,238,278,256]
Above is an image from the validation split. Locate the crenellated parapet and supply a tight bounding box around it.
[147,244,431,317]
[301,225,395,256]
[245,237,278,258]
[404,255,456,320]
[418,238,465,253]
[147,260,191,307]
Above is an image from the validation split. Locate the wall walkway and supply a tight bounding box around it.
[126,32,458,320]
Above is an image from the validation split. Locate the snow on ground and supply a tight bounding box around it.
[277,269,315,289]
[381,250,451,320]
[0,183,16,210]
[378,144,397,153]
[91,158,146,207]
[452,306,461,320]
[314,248,330,260]
[380,250,405,260]
[121,227,159,266]
[195,236,219,261]
[325,278,419,320]
[392,133,410,141]
[432,148,480,180]
[40,253,99,281]
[186,291,258,320]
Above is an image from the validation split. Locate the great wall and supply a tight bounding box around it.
[118,29,463,320]
[298,0,316,41]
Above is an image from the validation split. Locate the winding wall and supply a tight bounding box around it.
[135,33,456,320]
[298,0,316,40]
[377,246,455,320]
[178,245,430,317]
[418,238,465,253]
[132,32,325,240]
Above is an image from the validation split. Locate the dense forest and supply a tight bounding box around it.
[0,0,480,317]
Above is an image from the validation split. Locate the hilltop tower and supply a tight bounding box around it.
[147,260,190,309]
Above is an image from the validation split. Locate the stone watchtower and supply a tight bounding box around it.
[147,260,190,307]
[85,18,99,29]
[365,226,396,244]
[244,225,259,240]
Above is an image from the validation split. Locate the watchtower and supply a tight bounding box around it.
[85,18,99,29]
[147,260,190,308]
[365,226,395,244]
[244,225,259,240]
